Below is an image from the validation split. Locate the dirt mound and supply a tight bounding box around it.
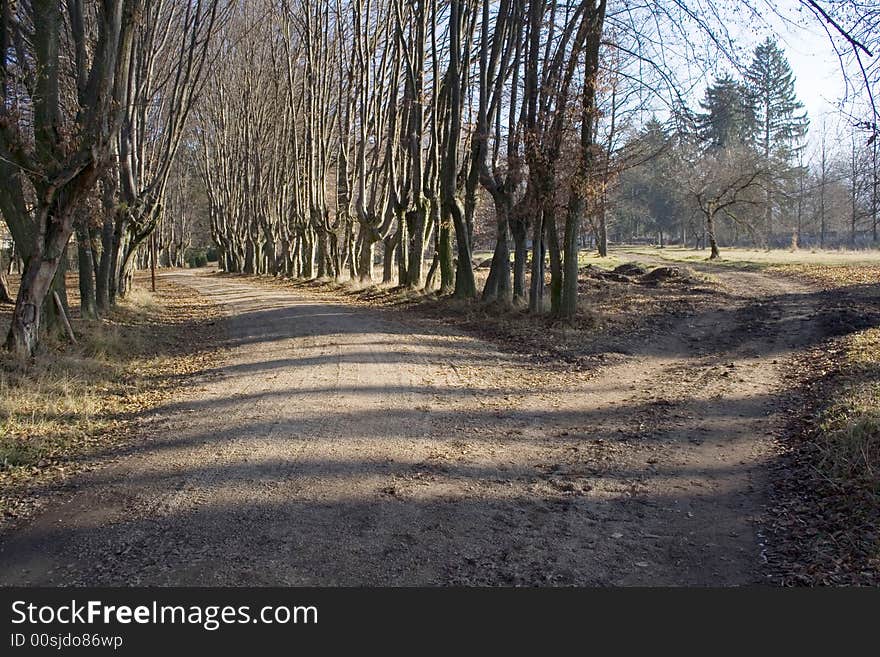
[580,263,693,285]
[639,266,690,284]
[579,264,632,283]
[613,263,647,277]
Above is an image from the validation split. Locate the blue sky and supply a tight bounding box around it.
[700,0,874,157]
[732,0,867,140]
[774,19,845,123]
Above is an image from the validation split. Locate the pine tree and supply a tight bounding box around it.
[697,74,757,151]
[746,38,809,162]
[745,38,809,245]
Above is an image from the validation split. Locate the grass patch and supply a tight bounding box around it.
[0,274,221,528]
[614,244,880,269]
[815,328,880,492]
[0,318,147,473]
[767,325,880,585]
[765,264,880,288]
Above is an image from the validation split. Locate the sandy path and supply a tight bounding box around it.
[0,267,823,585]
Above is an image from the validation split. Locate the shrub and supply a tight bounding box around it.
[184,248,208,268]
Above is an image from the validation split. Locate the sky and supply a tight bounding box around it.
[620,1,867,156]
[772,16,847,125]
[729,0,866,149]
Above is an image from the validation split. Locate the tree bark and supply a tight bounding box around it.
[76,219,98,319]
[0,269,13,304]
[6,255,62,357]
[546,208,563,315]
[438,216,454,294]
[482,196,511,304]
[707,206,720,260]
[405,203,429,290]
[382,233,396,284]
[448,196,476,299]
[597,209,608,257]
[510,214,528,303]
[5,190,81,357]
[529,210,545,314]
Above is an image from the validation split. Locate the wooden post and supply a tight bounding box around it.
[53,291,77,344]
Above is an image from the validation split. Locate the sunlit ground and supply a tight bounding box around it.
[612,244,880,267]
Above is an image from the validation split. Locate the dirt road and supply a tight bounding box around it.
[0,266,825,585]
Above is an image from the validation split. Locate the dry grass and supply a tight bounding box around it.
[765,272,880,584]
[472,250,625,271]
[616,244,880,268]
[816,328,880,493]
[764,263,880,288]
[0,273,222,528]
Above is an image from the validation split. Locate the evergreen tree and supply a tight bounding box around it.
[697,74,757,150]
[745,38,809,245]
[746,38,809,163]
[614,120,686,244]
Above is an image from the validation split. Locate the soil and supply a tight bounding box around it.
[0,264,837,585]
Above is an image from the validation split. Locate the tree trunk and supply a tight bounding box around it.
[347,227,357,281]
[358,232,376,283]
[545,209,563,316]
[117,257,135,299]
[117,224,153,300]
[301,229,315,278]
[405,203,428,289]
[108,214,127,306]
[424,249,440,292]
[5,195,79,357]
[395,220,409,287]
[449,196,476,299]
[707,208,720,260]
[244,236,256,274]
[0,269,13,304]
[39,250,69,339]
[438,213,454,294]
[872,134,878,243]
[382,234,396,284]
[560,195,582,320]
[76,220,98,319]
[529,211,545,314]
[316,231,329,279]
[510,215,528,303]
[482,197,511,304]
[597,209,608,257]
[6,256,62,357]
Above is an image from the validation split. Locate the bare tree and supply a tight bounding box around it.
[0,1,142,356]
[687,146,764,259]
[110,0,223,302]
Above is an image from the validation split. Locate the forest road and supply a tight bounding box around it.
[0,267,826,585]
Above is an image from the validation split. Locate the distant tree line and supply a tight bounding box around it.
[609,38,878,254]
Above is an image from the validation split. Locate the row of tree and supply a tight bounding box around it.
[612,114,879,252]
[197,2,877,300]
[197,0,614,317]
[0,0,224,357]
